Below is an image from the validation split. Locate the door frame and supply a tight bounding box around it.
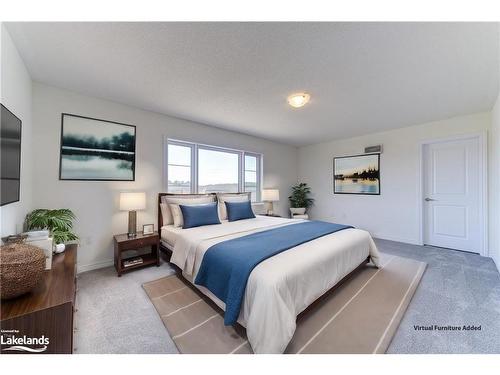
[417,131,488,256]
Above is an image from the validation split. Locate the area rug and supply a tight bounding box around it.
[142,254,426,354]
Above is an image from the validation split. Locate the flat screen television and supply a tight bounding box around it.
[1,104,22,206]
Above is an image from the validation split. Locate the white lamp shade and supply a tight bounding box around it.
[262,189,280,202]
[120,192,146,211]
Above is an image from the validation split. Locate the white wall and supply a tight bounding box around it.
[31,82,298,272]
[298,112,491,247]
[491,97,500,270]
[489,40,500,270]
[0,24,33,237]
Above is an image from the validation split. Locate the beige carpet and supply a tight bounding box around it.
[143,254,426,354]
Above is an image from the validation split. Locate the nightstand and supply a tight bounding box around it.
[113,231,160,276]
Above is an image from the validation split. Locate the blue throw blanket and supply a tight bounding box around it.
[194,220,353,325]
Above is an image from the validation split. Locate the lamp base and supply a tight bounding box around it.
[127,210,137,238]
[266,202,274,216]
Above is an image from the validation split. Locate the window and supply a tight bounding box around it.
[166,139,262,201]
[198,147,239,194]
[167,142,193,193]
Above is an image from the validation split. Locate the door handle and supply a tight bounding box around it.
[425,198,436,202]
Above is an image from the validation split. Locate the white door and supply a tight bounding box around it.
[423,136,482,253]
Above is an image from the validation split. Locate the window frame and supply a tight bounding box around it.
[165,139,196,194]
[165,138,262,201]
[243,152,261,202]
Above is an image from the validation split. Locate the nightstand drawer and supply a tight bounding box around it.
[120,237,155,251]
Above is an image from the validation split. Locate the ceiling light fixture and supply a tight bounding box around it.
[287,92,310,108]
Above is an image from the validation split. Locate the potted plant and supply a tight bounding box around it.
[25,209,78,253]
[288,183,314,218]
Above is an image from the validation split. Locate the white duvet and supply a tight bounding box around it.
[169,216,380,353]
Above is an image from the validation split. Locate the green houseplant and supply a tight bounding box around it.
[288,182,314,209]
[25,209,78,252]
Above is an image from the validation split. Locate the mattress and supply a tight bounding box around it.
[161,219,235,247]
[160,224,184,247]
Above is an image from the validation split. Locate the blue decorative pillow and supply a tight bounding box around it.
[180,202,221,229]
[225,200,256,222]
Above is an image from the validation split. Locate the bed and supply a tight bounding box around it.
[157,193,380,353]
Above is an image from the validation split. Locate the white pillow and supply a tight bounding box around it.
[169,204,183,227]
[160,203,170,225]
[217,193,250,221]
[160,195,214,225]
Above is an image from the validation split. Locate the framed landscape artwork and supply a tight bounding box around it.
[59,114,136,181]
[333,153,380,195]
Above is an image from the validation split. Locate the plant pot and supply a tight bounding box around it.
[54,243,66,254]
[290,207,306,215]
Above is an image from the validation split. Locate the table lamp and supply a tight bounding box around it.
[120,192,146,238]
[262,189,280,216]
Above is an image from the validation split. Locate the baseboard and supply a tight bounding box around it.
[492,255,500,273]
[77,259,114,274]
[371,232,420,246]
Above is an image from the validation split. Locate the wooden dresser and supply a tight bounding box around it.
[1,244,77,354]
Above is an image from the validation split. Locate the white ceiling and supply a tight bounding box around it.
[5,22,499,146]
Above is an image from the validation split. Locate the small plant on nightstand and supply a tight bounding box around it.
[25,209,79,253]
